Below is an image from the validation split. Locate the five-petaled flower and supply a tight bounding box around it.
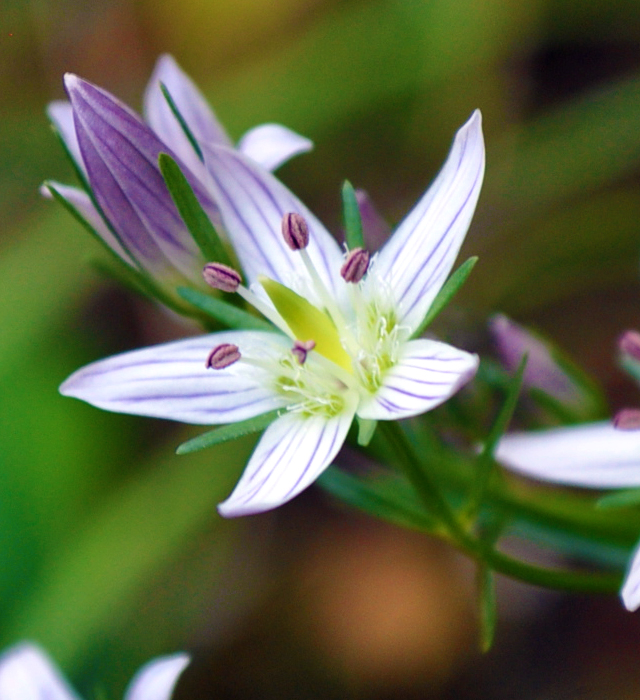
[61,110,485,517]
[0,642,188,700]
[496,329,640,611]
[43,54,312,285]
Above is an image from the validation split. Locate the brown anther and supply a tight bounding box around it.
[203,262,242,292]
[282,212,309,251]
[291,339,316,365]
[620,330,640,363]
[206,343,241,370]
[614,408,640,431]
[340,247,370,283]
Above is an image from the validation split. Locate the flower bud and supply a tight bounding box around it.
[282,212,309,250]
[203,262,242,292]
[206,343,241,369]
[614,408,640,431]
[619,330,640,363]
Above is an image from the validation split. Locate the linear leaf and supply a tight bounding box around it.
[412,257,477,337]
[177,286,274,331]
[159,153,232,266]
[342,180,364,250]
[177,411,280,454]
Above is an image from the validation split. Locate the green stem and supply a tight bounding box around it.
[378,421,472,545]
[377,421,623,595]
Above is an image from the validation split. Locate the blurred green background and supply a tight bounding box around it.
[4,0,640,697]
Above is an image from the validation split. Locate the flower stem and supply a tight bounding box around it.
[377,420,622,595]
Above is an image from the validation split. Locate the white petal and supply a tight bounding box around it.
[201,144,344,293]
[621,540,640,611]
[60,332,289,425]
[218,395,358,516]
[495,422,640,488]
[237,124,313,171]
[357,339,478,420]
[46,101,84,175]
[124,653,189,700]
[0,643,79,700]
[42,182,136,267]
[143,54,232,176]
[373,110,485,333]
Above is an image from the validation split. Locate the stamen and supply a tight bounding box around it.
[282,212,309,250]
[620,330,640,363]
[206,343,241,369]
[341,248,370,283]
[614,408,640,430]
[203,262,242,292]
[292,339,316,365]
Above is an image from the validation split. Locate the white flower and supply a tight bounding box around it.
[0,642,188,700]
[61,111,485,517]
[496,422,640,610]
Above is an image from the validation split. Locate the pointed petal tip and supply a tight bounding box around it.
[63,73,81,91]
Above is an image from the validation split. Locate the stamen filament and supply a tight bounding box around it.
[298,248,359,354]
[235,284,294,339]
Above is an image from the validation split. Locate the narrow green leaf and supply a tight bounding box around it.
[412,257,477,337]
[477,565,497,653]
[177,286,274,331]
[318,467,437,532]
[481,355,527,459]
[160,83,203,162]
[467,356,526,517]
[49,124,91,194]
[177,411,280,454]
[158,153,232,266]
[597,488,640,511]
[357,418,377,446]
[342,180,364,250]
[45,183,139,273]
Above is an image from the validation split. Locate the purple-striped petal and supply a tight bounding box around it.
[496,422,640,488]
[373,110,485,333]
[42,181,135,266]
[201,143,344,293]
[621,541,640,611]
[237,124,313,171]
[124,653,189,700]
[0,643,79,700]
[143,54,232,176]
[218,395,357,516]
[47,101,84,176]
[357,339,478,420]
[65,74,208,282]
[60,331,289,425]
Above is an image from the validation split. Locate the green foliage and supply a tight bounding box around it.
[158,153,232,266]
[341,180,364,250]
[412,257,477,337]
[177,286,274,331]
[176,411,280,454]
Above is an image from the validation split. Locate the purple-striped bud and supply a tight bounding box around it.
[340,248,370,283]
[291,339,315,365]
[282,212,309,250]
[614,408,640,430]
[203,262,242,292]
[206,343,241,369]
[619,330,640,363]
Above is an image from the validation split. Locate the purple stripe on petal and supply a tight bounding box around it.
[357,339,478,421]
[218,398,356,516]
[373,111,485,333]
[66,74,215,281]
[202,143,343,291]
